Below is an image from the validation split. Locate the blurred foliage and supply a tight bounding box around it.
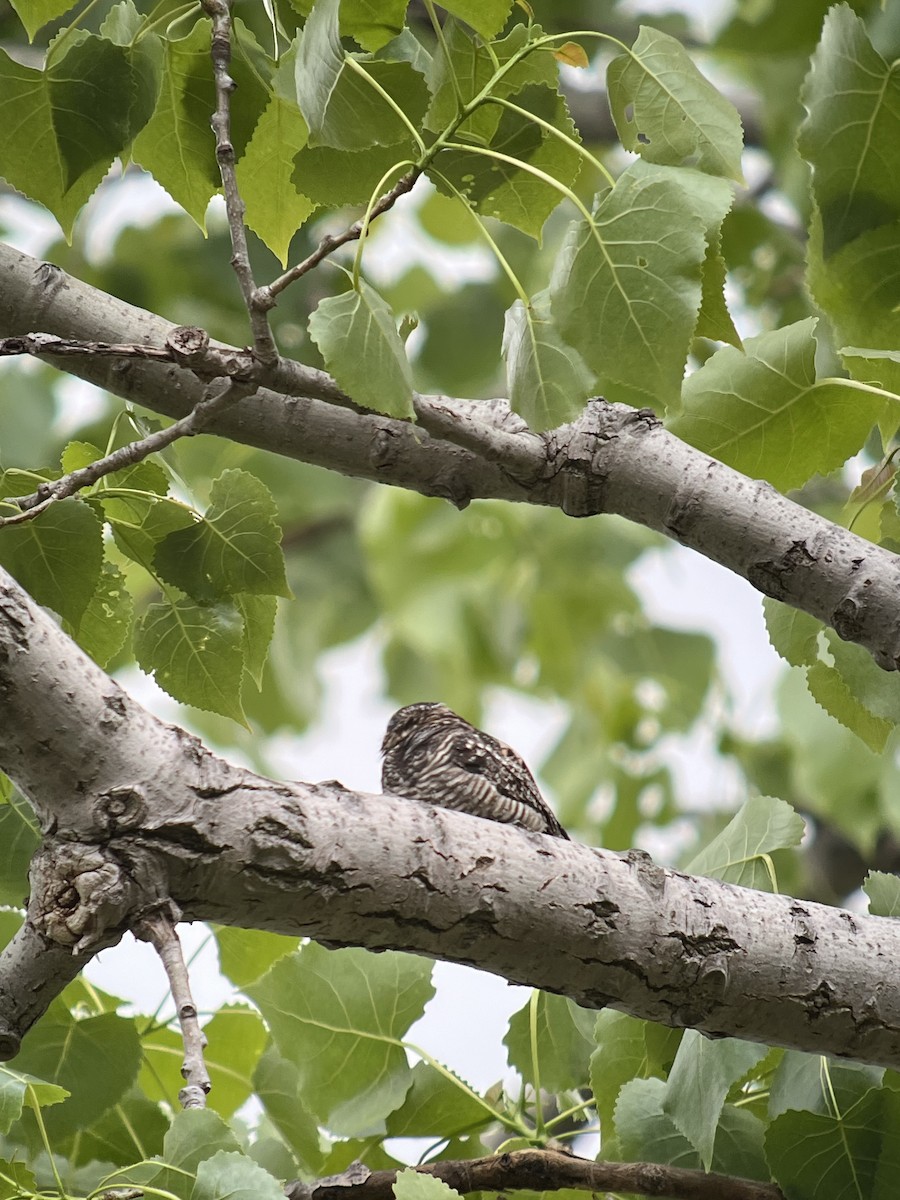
[1,0,900,1196]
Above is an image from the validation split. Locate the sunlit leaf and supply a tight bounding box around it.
[247,943,434,1135]
[308,280,415,418]
[687,795,805,890]
[608,26,744,181]
[670,318,892,491]
[134,597,247,723]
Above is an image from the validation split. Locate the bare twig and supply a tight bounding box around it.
[0,371,254,528]
[0,330,351,404]
[0,332,176,364]
[135,908,210,1110]
[286,1149,783,1200]
[260,170,420,303]
[201,0,277,363]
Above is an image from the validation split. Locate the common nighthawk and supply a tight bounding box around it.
[381,702,569,839]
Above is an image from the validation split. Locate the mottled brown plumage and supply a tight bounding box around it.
[381,702,569,839]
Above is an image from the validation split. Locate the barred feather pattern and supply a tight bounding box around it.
[381,702,569,840]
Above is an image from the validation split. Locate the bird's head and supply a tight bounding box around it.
[381,702,460,755]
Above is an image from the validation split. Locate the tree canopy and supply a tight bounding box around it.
[1,2,900,1199]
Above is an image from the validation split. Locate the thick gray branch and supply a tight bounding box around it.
[1,566,899,1066]
[1,243,898,669]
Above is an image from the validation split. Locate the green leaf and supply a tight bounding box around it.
[236,593,277,690]
[253,1044,324,1173]
[47,32,134,187]
[425,22,556,141]
[766,1086,887,1200]
[763,598,821,668]
[247,943,434,1135]
[502,294,593,430]
[154,469,289,602]
[0,1065,67,1136]
[819,631,900,727]
[100,0,143,44]
[776,669,889,851]
[0,791,40,907]
[295,0,427,151]
[393,1169,464,1200]
[550,166,706,411]
[608,26,744,181]
[66,1088,169,1168]
[68,561,133,668]
[385,1061,494,1138]
[504,993,595,1093]
[10,0,74,40]
[807,214,900,369]
[663,1031,767,1169]
[215,926,298,989]
[131,19,220,227]
[109,495,196,571]
[0,1159,36,1200]
[237,46,314,266]
[289,0,409,54]
[798,4,900,257]
[429,82,583,241]
[12,1012,141,1139]
[292,140,417,208]
[147,1108,241,1200]
[686,795,805,889]
[438,1,512,40]
[706,1104,769,1183]
[591,1012,679,1136]
[840,346,900,398]
[0,46,103,236]
[615,1076,699,1165]
[0,497,103,628]
[865,871,900,918]
[669,317,892,491]
[623,161,737,360]
[193,1149,285,1200]
[134,597,247,724]
[806,659,893,753]
[308,280,415,418]
[769,1051,883,1119]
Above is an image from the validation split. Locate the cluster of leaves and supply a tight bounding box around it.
[0,440,288,725]
[0,795,898,1200]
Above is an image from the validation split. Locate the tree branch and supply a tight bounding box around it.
[135,908,210,1109]
[201,0,276,361]
[1,243,898,670]
[288,1150,783,1200]
[1,565,899,1066]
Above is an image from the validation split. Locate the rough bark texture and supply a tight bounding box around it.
[286,1149,782,1200]
[1,566,899,1067]
[2,242,899,670]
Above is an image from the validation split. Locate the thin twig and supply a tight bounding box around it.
[0,331,351,404]
[286,1149,784,1200]
[0,375,253,528]
[135,909,210,1110]
[0,333,176,364]
[201,0,277,363]
[260,171,420,303]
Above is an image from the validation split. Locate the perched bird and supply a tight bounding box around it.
[381,702,569,839]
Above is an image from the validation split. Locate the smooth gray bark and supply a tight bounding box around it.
[1,566,899,1067]
[2,241,899,670]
